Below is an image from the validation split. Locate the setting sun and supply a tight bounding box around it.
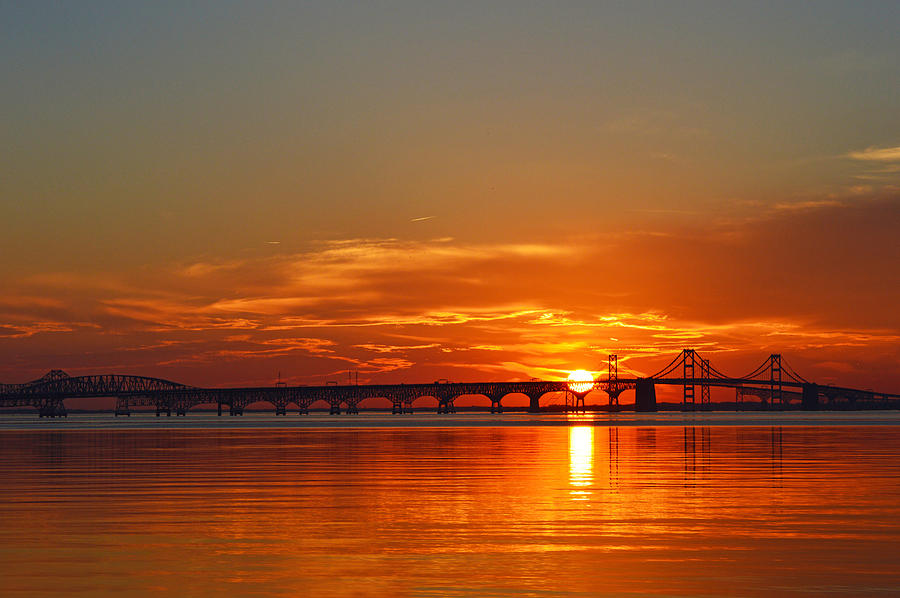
[567,370,595,394]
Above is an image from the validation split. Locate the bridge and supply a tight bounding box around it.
[1,350,898,417]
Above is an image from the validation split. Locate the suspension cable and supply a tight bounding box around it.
[649,350,686,378]
[736,358,772,381]
[781,357,809,383]
[692,351,730,379]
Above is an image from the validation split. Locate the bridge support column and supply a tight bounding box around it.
[388,394,407,414]
[115,397,131,417]
[217,402,222,416]
[229,405,243,416]
[570,393,586,413]
[490,395,503,414]
[802,383,819,410]
[635,379,657,412]
[176,408,186,416]
[607,390,623,411]
[329,403,341,415]
[275,405,287,416]
[156,406,171,417]
[39,402,67,418]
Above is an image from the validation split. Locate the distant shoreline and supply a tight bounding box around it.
[2,410,900,432]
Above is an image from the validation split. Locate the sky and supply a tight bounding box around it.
[1,2,898,400]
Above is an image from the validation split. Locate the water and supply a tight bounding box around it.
[2,414,900,596]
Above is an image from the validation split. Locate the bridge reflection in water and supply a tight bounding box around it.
[1,424,898,594]
[567,423,787,497]
[1,349,898,417]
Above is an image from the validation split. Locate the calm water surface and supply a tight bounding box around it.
[2,414,900,596]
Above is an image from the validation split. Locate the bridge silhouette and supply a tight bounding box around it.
[1,350,897,417]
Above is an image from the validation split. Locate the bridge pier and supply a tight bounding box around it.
[489,395,503,414]
[229,405,243,416]
[437,399,456,414]
[527,394,541,413]
[635,379,657,412]
[329,403,341,415]
[114,397,131,417]
[802,383,819,410]
[569,392,586,413]
[606,389,622,409]
[275,404,287,416]
[155,406,171,417]
[346,403,359,415]
[38,403,67,418]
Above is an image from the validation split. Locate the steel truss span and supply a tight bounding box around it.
[1,350,898,417]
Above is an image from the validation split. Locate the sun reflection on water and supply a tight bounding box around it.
[568,425,594,500]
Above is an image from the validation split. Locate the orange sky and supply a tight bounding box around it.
[2,194,898,397]
[1,4,898,395]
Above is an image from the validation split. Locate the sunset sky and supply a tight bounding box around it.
[1,2,898,397]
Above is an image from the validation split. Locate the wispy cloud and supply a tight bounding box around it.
[773,199,842,212]
[355,343,441,353]
[847,146,900,162]
[1,196,897,389]
[844,146,900,187]
[0,321,97,339]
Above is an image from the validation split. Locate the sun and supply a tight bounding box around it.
[567,369,595,394]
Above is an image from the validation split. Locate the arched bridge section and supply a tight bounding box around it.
[0,370,193,416]
[0,374,622,417]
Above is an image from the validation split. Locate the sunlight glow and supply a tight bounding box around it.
[567,369,595,394]
[569,426,594,500]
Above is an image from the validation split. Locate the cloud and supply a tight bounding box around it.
[848,146,900,162]
[1,194,897,391]
[355,343,441,353]
[772,200,842,212]
[846,146,900,185]
[0,321,94,339]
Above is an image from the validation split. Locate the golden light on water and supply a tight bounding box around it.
[568,426,594,500]
[567,370,595,394]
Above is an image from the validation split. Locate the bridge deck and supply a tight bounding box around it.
[1,371,897,416]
